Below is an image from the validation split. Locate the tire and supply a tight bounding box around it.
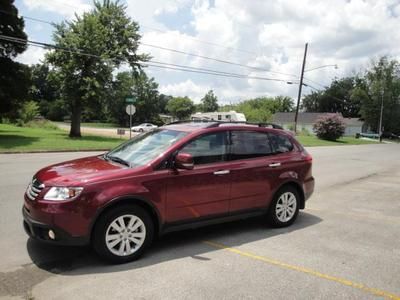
[267,186,300,228]
[92,205,154,263]
[139,128,144,133]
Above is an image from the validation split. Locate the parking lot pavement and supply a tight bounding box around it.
[0,144,399,299]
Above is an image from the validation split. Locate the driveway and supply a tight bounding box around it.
[56,123,132,139]
[0,144,399,299]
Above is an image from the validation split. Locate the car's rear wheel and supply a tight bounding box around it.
[92,205,154,263]
[267,186,300,227]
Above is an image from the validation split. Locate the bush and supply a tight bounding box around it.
[313,114,345,141]
[17,101,40,125]
[25,119,58,130]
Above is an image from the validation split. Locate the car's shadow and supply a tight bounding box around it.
[27,212,322,276]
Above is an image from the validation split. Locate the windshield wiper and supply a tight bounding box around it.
[105,155,130,167]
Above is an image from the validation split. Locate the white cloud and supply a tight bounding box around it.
[159,79,210,102]
[138,0,400,102]
[16,46,47,65]
[23,0,91,18]
[19,0,400,102]
[154,0,191,16]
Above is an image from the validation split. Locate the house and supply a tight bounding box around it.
[272,112,364,136]
[342,118,365,136]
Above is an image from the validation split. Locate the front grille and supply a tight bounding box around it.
[26,177,44,201]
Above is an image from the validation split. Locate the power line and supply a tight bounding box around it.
[0,9,302,79]
[0,9,336,88]
[139,25,258,56]
[0,34,297,83]
[0,9,54,25]
[147,61,297,82]
[140,42,299,78]
[12,0,259,56]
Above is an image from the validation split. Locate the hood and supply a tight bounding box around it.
[36,155,129,186]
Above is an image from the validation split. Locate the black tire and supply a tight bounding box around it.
[92,205,154,264]
[267,186,300,228]
[139,128,144,132]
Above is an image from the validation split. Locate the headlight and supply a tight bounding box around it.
[44,187,83,201]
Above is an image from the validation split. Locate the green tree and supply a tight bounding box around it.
[29,64,63,118]
[166,97,195,120]
[46,0,148,137]
[0,0,30,120]
[132,71,162,124]
[107,71,162,125]
[302,77,361,118]
[107,71,134,125]
[200,90,219,112]
[353,57,400,133]
[274,95,294,112]
[219,96,294,122]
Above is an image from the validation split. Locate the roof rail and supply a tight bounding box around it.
[166,120,284,130]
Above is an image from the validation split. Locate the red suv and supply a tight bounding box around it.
[23,122,314,263]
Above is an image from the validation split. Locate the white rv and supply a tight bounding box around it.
[191,111,246,122]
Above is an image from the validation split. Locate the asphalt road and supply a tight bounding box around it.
[0,144,399,299]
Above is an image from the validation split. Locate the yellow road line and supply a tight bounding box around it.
[307,208,400,225]
[203,240,400,300]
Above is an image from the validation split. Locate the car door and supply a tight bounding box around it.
[228,130,280,212]
[165,131,232,223]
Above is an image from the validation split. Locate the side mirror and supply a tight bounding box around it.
[175,152,194,170]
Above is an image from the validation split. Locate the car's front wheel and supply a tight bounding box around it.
[92,205,154,263]
[267,186,300,227]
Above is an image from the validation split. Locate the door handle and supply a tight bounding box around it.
[213,170,230,175]
[268,162,281,168]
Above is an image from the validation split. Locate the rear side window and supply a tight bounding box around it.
[269,133,294,153]
[180,132,228,165]
[229,131,273,160]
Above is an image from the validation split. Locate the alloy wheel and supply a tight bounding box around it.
[105,214,146,257]
[275,192,297,222]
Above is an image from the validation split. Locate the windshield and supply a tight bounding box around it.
[106,129,187,167]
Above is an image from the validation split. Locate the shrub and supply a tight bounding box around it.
[17,101,40,125]
[313,114,345,141]
[25,119,58,130]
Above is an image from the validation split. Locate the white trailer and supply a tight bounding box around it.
[191,111,246,122]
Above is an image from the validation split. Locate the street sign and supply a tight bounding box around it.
[126,97,135,104]
[126,105,136,115]
[126,104,136,139]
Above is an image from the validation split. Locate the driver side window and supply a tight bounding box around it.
[179,132,228,165]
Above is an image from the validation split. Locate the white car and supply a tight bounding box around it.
[131,123,158,132]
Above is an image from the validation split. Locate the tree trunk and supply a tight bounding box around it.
[69,102,82,138]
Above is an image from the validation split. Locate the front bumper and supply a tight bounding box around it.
[22,206,89,246]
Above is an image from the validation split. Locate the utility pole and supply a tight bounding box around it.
[379,88,384,142]
[294,42,308,134]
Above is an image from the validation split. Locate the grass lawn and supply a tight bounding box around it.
[0,123,381,153]
[0,124,123,153]
[296,135,379,147]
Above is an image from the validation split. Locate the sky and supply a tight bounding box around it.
[13,0,400,104]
